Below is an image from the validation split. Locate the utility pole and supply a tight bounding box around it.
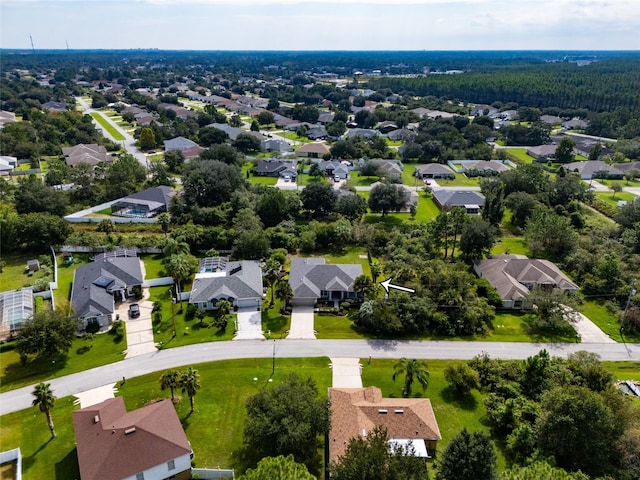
[29,34,35,54]
[271,339,276,377]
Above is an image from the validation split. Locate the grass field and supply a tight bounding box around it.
[248,175,278,186]
[363,192,440,225]
[505,148,536,164]
[89,112,125,141]
[280,131,312,143]
[0,330,126,393]
[579,300,640,343]
[594,191,636,207]
[597,178,640,188]
[491,236,532,256]
[0,255,53,291]
[433,174,481,187]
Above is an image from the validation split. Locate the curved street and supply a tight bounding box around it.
[1,338,638,416]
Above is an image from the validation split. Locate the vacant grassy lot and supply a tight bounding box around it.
[89,112,125,141]
[594,191,636,207]
[434,173,481,187]
[491,236,532,256]
[505,148,536,164]
[0,330,126,393]
[579,300,640,343]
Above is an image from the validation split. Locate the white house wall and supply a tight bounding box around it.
[121,452,191,480]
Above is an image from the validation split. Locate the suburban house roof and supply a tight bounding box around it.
[71,256,144,319]
[62,143,112,167]
[112,186,176,215]
[73,397,191,480]
[387,128,416,141]
[0,110,16,127]
[432,190,485,209]
[366,159,403,177]
[190,260,263,303]
[563,118,589,129]
[370,182,419,208]
[0,289,34,338]
[461,160,510,173]
[262,138,293,152]
[328,387,441,464]
[42,100,67,111]
[616,161,640,173]
[564,160,625,179]
[256,159,297,175]
[526,144,558,159]
[540,115,564,125]
[296,142,331,156]
[474,254,579,303]
[289,258,363,299]
[164,136,198,152]
[415,164,455,176]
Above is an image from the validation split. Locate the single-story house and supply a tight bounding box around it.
[571,138,614,159]
[540,115,564,125]
[71,250,144,330]
[455,160,510,176]
[262,138,293,153]
[318,160,352,179]
[432,190,485,214]
[414,164,455,180]
[42,100,67,112]
[73,397,192,480]
[370,182,418,211]
[62,143,112,168]
[387,128,416,142]
[526,144,558,162]
[296,142,331,158]
[256,159,298,178]
[564,160,625,180]
[318,112,335,125]
[471,104,498,117]
[562,118,589,130]
[616,161,640,176]
[378,120,399,133]
[328,386,442,466]
[306,127,328,140]
[0,289,34,339]
[111,186,176,218]
[289,258,363,306]
[0,156,16,175]
[363,159,403,179]
[474,254,579,309]
[164,136,199,153]
[349,128,380,139]
[411,107,456,119]
[189,258,263,310]
[0,110,16,128]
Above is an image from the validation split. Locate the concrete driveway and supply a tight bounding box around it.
[288,305,316,339]
[234,307,265,340]
[114,295,157,358]
[330,358,363,388]
[572,310,616,343]
[275,177,298,190]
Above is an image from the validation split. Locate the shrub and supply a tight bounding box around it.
[185,303,197,321]
[86,319,101,334]
[132,285,143,299]
[110,319,125,342]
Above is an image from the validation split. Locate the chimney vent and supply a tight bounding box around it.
[124,427,136,435]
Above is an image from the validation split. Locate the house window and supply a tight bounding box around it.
[320,290,328,298]
[168,459,175,471]
[136,473,144,480]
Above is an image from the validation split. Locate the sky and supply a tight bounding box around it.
[1,0,639,51]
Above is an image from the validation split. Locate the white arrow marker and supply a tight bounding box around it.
[380,278,415,294]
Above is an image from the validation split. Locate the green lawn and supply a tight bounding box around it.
[505,148,535,164]
[142,253,167,279]
[597,178,640,188]
[346,175,378,187]
[248,175,278,186]
[491,236,532,256]
[261,295,290,336]
[0,255,53,291]
[280,131,312,143]
[594,191,636,208]
[363,192,439,225]
[435,174,481,187]
[149,286,235,349]
[314,314,371,339]
[0,330,126,393]
[579,300,640,343]
[89,112,125,141]
[322,246,372,277]
[53,254,90,307]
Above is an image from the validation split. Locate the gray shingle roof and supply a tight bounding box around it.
[433,190,485,209]
[289,258,363,299]
[71,258,144,318]
[164,136,198,152]
[189,260,263,303]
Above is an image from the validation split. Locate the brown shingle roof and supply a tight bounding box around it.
[73,397,191,480]
[328,387,441,464]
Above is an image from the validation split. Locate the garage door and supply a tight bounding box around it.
[237,298,260,308]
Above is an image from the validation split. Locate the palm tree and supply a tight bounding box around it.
[157,212,171,237]
[264,259,282,306]
[214,299,232,329]
[31,382,56,438]
[180,367,201,413]
[164,253,197,305]
[159,370,180,402]
[392,358,429,398]
[370,260,383,285]
[353,274,375,299]
[275,280,293,313]
[163,236,189,257]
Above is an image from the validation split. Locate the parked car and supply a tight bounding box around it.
[129,303,140,318]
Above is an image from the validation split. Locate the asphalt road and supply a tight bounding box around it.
[75,96,149,167]
[1,339,638,416]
